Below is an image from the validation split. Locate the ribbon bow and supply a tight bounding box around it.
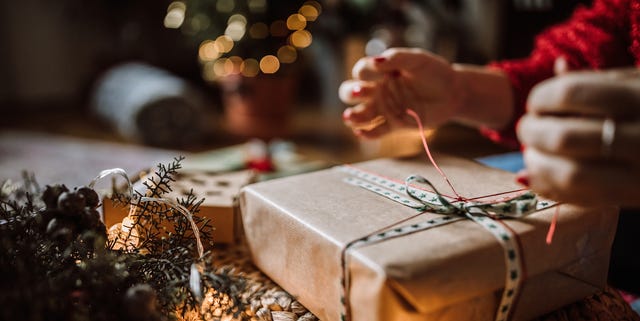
[405,174,539,218]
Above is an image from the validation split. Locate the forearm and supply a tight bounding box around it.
[451,64,515,130]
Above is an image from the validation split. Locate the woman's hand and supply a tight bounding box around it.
[339,48,515,139]
[338,48,464,138]
[517,68,640,206]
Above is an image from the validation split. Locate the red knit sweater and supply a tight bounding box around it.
[483,0,640,147]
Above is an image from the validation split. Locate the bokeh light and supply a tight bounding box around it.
[199,40,220,61]
[164,1,186,29]
[270,20,288,37]
[366,28,392,56]
[299,4,319,21]
[202,61,217,81]
[216,0,234,13]
[214,35,234,53]
[277,45,297,63]
[226,56,243,74]
[286,14,307,31]
[249,23,269,39]
[196,1,323,76]
[289,30,312,48]
[303,1,322,15]
[225,20,246,41]
[241,59,260,77]
[228,14,247,25]
[167,1,186,12]
[259,55,280,74]
[189,14,211,33]
[248,0,267,13]
[365,38,387,56]
[213,58,228,77]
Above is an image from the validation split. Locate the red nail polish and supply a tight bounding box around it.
[516,171,530,187]
[352,86,362,97]
[342,108,352,120]
[391,70,401,78]
[373,56,387,63]
[520,144,526,152]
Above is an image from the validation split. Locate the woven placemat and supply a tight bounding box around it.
[181,244,317,321]
[199,243,639,321]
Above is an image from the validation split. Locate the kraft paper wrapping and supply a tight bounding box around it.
[239,155,618,321]
[103,169,254,244]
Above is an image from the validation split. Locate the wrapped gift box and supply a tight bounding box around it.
[239,155,618,321]
[103,169,254,244]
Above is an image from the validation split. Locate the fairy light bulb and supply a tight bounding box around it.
[304,1,322,13]
[299,4,319,21]
[226,21,246,41]
[249,23,269,39]
[228,14,247,25]
[164,1,186,29]
[227,56,243,74]
[241,59,260,77]
[248,0,267,13]
[214,35,234,53]
[199,40,220,61]
[290,30,312,48]
[259,55,280,74]
[226,14,247,41]
[277,45,297,63]
[223,58,235,75]
[286,14,307,30]
[202,61,217,81]
[213,58,228,77]
[270,20,288,37]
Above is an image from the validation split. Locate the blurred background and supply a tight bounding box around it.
[0,0,591,160]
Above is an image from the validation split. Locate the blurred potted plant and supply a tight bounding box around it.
[166,0,322,139]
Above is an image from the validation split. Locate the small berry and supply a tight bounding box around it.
[38,209,62,230]
[42,185,69,209]
[46,217,76,243]
[76,187,100,208]
[57,191,86,213]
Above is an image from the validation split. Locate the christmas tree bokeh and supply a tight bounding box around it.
[163,0,321,80]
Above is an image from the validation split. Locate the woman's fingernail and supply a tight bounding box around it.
[391,70,401,78]
[353,129,364,136]
[373,56,387,64]
[516,170,530,187]
[554,56,568,75]
[352,85,362,98]
[520,144,526,152]
[342,108,352,120]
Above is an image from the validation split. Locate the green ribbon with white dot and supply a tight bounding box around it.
[336,165,555,321]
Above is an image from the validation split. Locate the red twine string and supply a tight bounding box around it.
[406,108,465,201]
[546,205,560,245]
[406,107,559,244]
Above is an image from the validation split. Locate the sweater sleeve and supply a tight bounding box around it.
[481,0,633,148]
